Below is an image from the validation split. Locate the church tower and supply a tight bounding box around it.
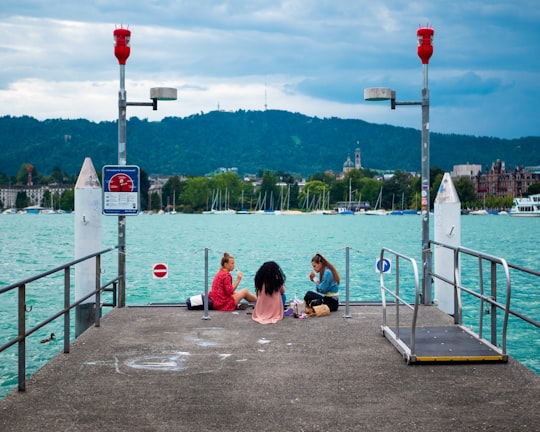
[355,143,362,169]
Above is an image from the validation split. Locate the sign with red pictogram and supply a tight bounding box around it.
[102,165,140,215]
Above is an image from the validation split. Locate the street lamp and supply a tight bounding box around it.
[113,26,177,307]
[364,26,434,305]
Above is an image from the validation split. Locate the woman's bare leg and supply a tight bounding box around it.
[233,288,257,304]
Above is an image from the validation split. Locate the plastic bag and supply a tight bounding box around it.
[290,295,305,316]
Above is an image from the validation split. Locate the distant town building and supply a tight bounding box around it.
[0,184,73,209]
[451,163,482,178]
[451,160,540,199]
[337,144,362,180]
[342,155,354,174]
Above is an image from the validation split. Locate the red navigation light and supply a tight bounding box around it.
[114,27,131,65]
[417,27,434,65]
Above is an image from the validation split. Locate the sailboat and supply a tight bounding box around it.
[203,190,219,214]
[365,186,387,216]
[337,179,354,215]
[389,193,404,215]
[214,189,235,214]
[170,191,177,214]
[236,190,250,214]
[403,192,420,215]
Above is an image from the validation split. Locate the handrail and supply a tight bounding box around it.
[382,240,539,364]
[0,246,118,295]
[428,240,540,353]
[379,247,420,356]
[0,246,120,392]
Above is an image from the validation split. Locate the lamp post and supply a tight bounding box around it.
[113,27,177,307]
[364,27,434,305]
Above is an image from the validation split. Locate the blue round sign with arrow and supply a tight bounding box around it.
[375,258,391,273]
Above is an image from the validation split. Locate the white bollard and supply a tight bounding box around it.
[434,172,461,315]
[74,157,102,336]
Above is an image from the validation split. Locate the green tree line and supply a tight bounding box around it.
[3,163,535,213]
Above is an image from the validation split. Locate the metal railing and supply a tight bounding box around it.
[380,241,540,361]
[0,246,120,392]
[379,247,420,356]
[428,240,540,352]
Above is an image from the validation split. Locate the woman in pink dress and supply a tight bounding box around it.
[209,252,257,311]
[252,261,286,324]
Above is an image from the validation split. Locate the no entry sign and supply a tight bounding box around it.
[152,263,168,279]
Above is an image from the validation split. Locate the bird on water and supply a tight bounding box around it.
[40,333,55,343]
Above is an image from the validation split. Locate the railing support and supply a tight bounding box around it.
[202,248,210,320]
[344,247,351,318]
[0,246,119,393]
[64,268,70,354]
[95,254,102,328]
[18,284,26,392]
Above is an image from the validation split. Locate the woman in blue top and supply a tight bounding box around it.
[304,253,340,312]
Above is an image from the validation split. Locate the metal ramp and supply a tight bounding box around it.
[382,325,507,364]
[377,245,529,367]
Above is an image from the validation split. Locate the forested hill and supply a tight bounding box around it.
[1,110,538,177]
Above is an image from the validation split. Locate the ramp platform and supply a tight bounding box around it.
[383,324,508,364]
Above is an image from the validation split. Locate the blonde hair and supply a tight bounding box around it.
[311,252,340,284]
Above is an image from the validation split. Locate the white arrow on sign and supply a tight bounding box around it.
[375,258,391,274]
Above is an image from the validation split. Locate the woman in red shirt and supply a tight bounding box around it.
[209,252,257,311]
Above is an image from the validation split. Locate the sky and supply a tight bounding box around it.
[0,0,539,139]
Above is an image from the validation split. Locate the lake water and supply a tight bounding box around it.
[1,212,539,399]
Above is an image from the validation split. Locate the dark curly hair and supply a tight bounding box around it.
[254,261,286,296]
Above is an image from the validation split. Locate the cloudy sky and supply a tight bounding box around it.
[0,0,539,139]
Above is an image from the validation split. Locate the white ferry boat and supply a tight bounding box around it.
[509,194,540,217]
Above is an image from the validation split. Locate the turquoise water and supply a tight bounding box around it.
[1,213,539,399]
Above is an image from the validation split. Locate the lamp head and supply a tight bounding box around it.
[114,27,131,65]
[417,27,434,65]
[150,87,178,101]
[364,87,394,102]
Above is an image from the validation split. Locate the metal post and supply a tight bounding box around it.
[18,284,26,392]
[64,268,70,354]
[95,254,102,327]
[118,64,127,308]
[364,27,434,303]
[203,247,210,320]
[421,63,432,305]
[490,261,498,346]
[344,247,351,318]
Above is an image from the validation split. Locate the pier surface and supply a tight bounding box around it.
[1,305,539,431]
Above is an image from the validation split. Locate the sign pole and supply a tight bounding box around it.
[118,63,127,307]
[112,27,176,308]
[417,27,434,305]
[114,27,131,307]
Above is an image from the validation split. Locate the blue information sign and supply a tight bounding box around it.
[102,165,140,215]
[375,257,391,274]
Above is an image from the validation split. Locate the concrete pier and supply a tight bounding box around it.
[1,305,539,431]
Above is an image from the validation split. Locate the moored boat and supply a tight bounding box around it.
[364,186,387,215]
[469,209,489,216]
[24,205,45,214]
[509,194,540,217]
